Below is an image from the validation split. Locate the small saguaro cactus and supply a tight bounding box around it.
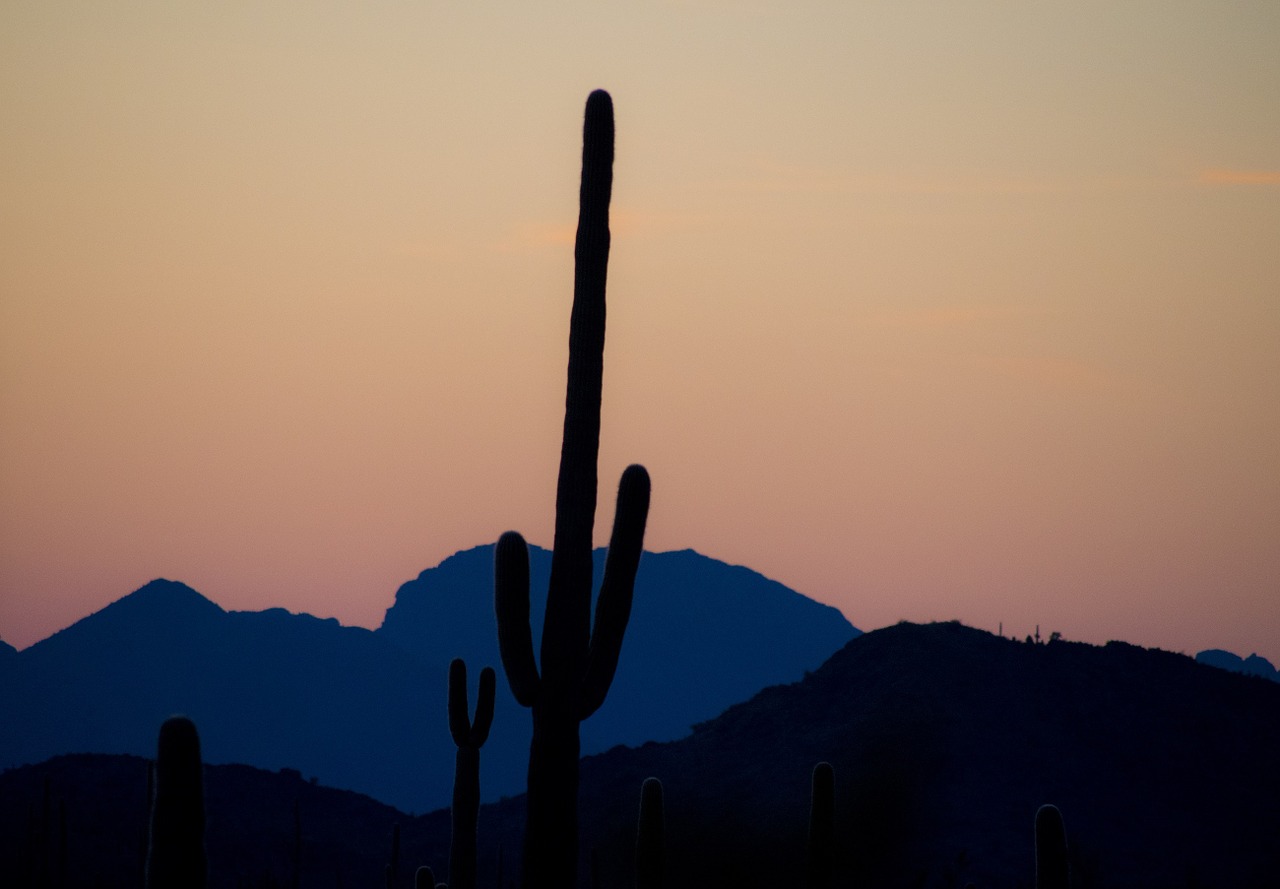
[145,715,207,889]
[1034,804,1069,889]
[635,777,664,889]
[448,658,496,889]
[414,865,438,889]
[806,762,835,889]
[495,88,652,889]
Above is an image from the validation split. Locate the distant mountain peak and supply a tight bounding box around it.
[1196,648,1279,683]
[19,578,226,655]
[116,578,225,614]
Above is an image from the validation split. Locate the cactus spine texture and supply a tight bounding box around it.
[806,762,835,889]
[1034,804,1069,889]
[448,658,495,889]
[494,88,652,889]
[145,716,207,889]
[635,777,664,889]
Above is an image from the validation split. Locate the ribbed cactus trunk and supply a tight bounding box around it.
[145,716,207,889]
[495,89,651,889]
[524,708,582,886]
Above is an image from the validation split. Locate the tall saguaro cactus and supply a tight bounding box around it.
[448,658,496,889]
[495,89,652,889]
[145,716,207,889]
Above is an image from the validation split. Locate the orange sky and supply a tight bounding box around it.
[3,2,1278,660]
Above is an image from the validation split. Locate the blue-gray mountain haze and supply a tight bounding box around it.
[1195,648,1280,682]
[0,545,856,813]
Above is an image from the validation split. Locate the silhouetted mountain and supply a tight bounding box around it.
[5,622,1276,888]
[0,548,856,813]
[0,579,438,810]
[377,544,857,757]
[500,622,1280,889]
[1196,647,1280,682]
[0,638,15,661]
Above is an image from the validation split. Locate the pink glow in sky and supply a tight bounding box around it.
[3,3,1278,661]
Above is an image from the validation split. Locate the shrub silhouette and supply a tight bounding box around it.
[145,716,206,889]
[494,88,652,889]
[448,658,495,889]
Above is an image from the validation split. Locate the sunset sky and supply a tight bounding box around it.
[3,2,1277,661]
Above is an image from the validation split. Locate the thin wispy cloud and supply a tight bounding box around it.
[978,353,1132,398]
[713,162,1070,197]
[1197,169,1280,186]
[861,304,1040,330]
[717,161,1280,196]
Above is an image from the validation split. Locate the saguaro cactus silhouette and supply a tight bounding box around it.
[145,716,207,889]
[635,777,664,889]
[1034,804,1069,889]
[495,88,652,888]
[448,658,496,889]
[806,762,835,889]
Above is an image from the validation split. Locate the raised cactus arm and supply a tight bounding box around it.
[448,659,496,748]
[494,530,539,708]
[581,463,651,719]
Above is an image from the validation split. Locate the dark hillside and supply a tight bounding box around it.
[556,622,1280,888]
[4,622,1276,888]
[0,754,449,889]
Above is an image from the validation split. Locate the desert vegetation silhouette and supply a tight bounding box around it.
[492,88,650,889]
[12,90,1171,889]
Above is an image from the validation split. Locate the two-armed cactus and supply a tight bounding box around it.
[495,89,652,888]
[448,658,495,889]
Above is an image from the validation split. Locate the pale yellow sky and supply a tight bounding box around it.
[3,2,1278,658]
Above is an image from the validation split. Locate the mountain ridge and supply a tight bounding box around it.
[0,545,857,813]
[3,621,1276,888]
[1195,647,1280,682]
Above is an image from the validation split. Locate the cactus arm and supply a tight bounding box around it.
[448,659,472,747]
[580,463,651,719]
[470,666,496,747]
[494,531,540,707]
